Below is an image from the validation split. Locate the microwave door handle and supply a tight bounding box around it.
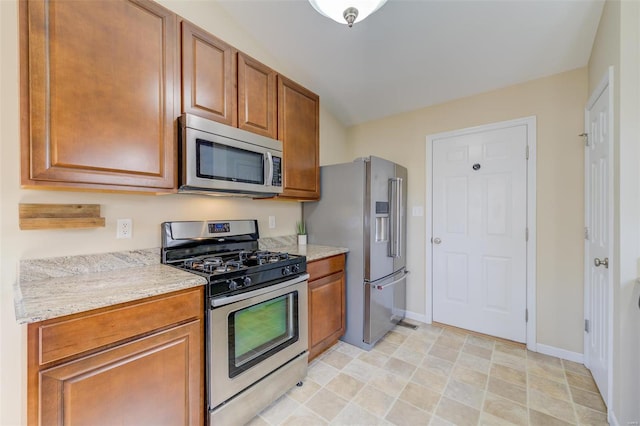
[265,152,274,187]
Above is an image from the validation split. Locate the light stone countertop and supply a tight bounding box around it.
[259,235,348,262]
[268,244,349,262]
[14,242,347,325]
[14,248,207,324]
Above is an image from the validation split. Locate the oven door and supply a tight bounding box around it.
[208,274,308,409]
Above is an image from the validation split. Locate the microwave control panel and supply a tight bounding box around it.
[272,156,282,187]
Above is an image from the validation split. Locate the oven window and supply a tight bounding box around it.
[228,292,299,378]
[196,139,264,184]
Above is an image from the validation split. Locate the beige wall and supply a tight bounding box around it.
[319,107,349,166]
[0,1,347,424]
[588,0,640,423]
[346,68,588,354]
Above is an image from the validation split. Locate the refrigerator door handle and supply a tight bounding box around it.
[389,177,403,258]
[373,271,410,290]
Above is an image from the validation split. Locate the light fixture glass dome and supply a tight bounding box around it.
[308,0,388,27]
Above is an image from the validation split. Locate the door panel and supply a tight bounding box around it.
[445,253,468,302]
[39,321,201,426]
[584,77,611,403]
[181,20,237,126]
[432,125,527,342]
[445,177,468,234]
[483,256,511,312]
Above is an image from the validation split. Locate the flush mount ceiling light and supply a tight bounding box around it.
[308,0,388,27]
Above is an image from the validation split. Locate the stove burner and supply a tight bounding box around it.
[238,251,253,262]
[184,258,202,269]
[203,257,223,266]
[199,257,222,273]
[213,260,243,273]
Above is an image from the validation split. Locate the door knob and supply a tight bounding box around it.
[432,237,442,244]
[594,257,609,268]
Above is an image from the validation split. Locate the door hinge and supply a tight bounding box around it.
[526,145,530,160]
[585,319,590,333]
[525,309,528,322]
[579,132,589,147]
[525,227,529,242]
[584,227,589,240]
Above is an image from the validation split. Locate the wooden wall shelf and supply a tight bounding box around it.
[19,204,105,230]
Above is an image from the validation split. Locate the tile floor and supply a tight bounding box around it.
[247,322,608,426]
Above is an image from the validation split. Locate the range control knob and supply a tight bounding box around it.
[282,266,291,276]
[292,264,300,273]
[243,276,252,287]
[227,280,239,291]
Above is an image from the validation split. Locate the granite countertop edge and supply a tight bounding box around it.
[15,243,347,325]
[15,248,207,325]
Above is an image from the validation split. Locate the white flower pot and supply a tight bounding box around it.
[297,234,307,246]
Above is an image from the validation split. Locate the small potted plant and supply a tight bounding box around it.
[296,221,307,246]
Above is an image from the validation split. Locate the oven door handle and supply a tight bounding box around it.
[211,273,309,308]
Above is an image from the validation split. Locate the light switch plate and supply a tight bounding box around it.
[412,206,424,217]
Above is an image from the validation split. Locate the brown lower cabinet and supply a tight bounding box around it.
[27,287,204,426]
[307,254,346,361]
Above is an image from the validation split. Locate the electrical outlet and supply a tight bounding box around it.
[268,216,276,229]
[117,219,133,239]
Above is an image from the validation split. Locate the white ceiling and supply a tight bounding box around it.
[217,0,605,127]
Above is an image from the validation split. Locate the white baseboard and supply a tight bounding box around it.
[535,343,584,364]
[404,310,428,324]
[608,410,619,426]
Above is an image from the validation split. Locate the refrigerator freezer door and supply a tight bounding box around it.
[364,269,408,344]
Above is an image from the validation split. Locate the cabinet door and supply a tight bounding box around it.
[277,76,320,200]
[181,20,237,126]
[21,0,178,192]
[308,255,346,361]
[237,53,277,138]
[39,321,203,426]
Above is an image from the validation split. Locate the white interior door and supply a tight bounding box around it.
[432,124,528,343]
[584,70,612,405]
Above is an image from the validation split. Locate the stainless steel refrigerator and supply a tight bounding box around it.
[303,156,408,350]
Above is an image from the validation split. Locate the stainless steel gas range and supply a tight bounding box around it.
[161,220,309,425]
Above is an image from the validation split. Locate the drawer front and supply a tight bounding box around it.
[307,254,345,281]
[36,287,203,365]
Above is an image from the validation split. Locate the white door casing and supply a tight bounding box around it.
[583,67,613,407]
[426,117,536,349]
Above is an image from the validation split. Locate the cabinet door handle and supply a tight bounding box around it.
[594,257,609,268]
[432,237,442,244]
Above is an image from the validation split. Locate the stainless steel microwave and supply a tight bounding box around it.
[179,114,283,197]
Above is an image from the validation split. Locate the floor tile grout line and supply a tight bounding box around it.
[476,333,494,426]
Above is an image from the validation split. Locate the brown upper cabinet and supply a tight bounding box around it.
[20,0,178,193]
[237,53,278,139]
[277,76,320,200]
[181,20,237,127]
[181,22,277,140]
